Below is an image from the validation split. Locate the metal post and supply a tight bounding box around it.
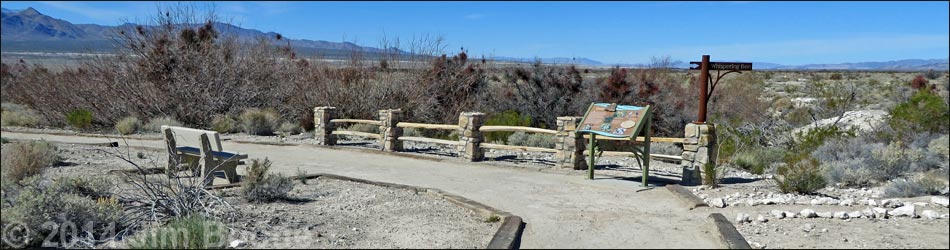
[642,115,651,187]
[588,133,596,180]
[697,55,710,124]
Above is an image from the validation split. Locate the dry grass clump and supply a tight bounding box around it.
[210,115,240,134]
[115,116,142,135]
[0,140,59,182]
[242,158,294,203]
[1,102,42,127]
[240,109,280,136]
[144,116,183,133]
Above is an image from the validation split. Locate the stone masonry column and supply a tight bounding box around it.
[681,123,717,186]
[555,116,587,170]
[457,112,485,161]
[378,109,403,151]
[313,106,337,146]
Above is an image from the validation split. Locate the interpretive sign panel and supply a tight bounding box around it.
[577,103,651,139]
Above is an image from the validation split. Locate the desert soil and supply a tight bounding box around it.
[1,140,500,249]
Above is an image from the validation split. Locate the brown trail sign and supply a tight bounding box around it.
[689,55,752,124]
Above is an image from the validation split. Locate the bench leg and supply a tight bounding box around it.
[222,162,240,184]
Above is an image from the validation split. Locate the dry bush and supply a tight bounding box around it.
[596,57,696,137]
[242,158,294,203]
[0,140,59,182]
[487,61,590,128]
[277,121,302,135]
[239,108,280,136]
[115,116,142,135]
[128,214,227,249]
[144,116,182,133]
[1,102,42,127]
[210,115,239,133]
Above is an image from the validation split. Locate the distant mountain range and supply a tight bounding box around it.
[2,7,948,71]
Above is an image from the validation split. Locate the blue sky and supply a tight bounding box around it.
[2,1,948,65]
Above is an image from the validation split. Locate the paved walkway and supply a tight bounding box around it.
[2,131,720,249]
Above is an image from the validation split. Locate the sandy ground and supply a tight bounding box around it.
[1,140,499,249]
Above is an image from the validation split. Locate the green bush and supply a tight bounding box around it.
[888,90,950,140]
[1,141,59,182]
[52,176,114,199]
[0,137,8,144]
[66,108,94,130]
[210,115,239,134]
[115,116,141,135]
[1,176,122,248]
[484,110,532,144]
[242,158,294,203]
[1,103,41,127]
[776,157,826,194]
[144,116,183,133]
[731,147,786,175]
[129,215,227,249]
[239,109,280,136]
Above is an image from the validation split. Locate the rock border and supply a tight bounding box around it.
[707,213,752,249]
[666,184,708,210]
[207,173,526,249]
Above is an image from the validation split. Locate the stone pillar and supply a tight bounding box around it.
[681,123,717,186]
[555,116,587,170]
[378,109,403,151]
[313,106,337,146]
[457,112,485,161]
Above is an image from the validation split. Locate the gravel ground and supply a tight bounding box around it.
[220,178,499,249]
[1,140,500,249]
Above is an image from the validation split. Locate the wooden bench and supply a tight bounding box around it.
[161,125,248,185]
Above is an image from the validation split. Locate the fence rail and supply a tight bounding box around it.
[582,150,683,161]
[582,134,686,144]
[479,126,558,135]
[397,122,458,130]
[331,130,381,139]
[398,136,461,146]
[481,143,559,153]
[330,119,382,126]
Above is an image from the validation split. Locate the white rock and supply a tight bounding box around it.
[913,202,928,207]
[921,210,941,220]
[784,211,798,218]
[834,211,850,220]
[861,209,876,218]
[890,205,918,218]
[710,198,727,208]
[800,209,818,218]
[848,211,863,218]
[817,212,834,218]
[872,207,889,218]
[881,199,903,208]
[757,215,769,223]
[736,213,751,224]
[770,210,786,219]
[810,199,821,206]
[839,199,854,206]
[746,199,756,207]
[931,196,950,208]
[819,197,837,205]
[867,199,878,207]
[759,199,774,205]
[229,240,247,248]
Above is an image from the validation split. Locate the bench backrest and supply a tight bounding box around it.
[161,125,223,151]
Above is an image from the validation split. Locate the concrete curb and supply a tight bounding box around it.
[707,213,751,249]
[206,173,525,249]
[665,184,708,210]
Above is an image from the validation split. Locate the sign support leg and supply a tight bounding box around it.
[588,133,596,180]
[642,115,651,187]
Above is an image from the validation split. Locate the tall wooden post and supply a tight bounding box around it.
[588,134,596,180]
[697,55,710,124]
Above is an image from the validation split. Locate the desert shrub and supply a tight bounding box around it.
[52,176,115,199]
[829,73,843,80]
[278,121,302,135]
[776,157,826,194]
[650,143,682,156]
[888,90,949,141]
[242,158,294,203]
[883,173,945,198]
[731,147,786,175]
[1,176,122,248]
[144,116,183,133]
[403,127,422,137]
[0,140,59,182]
[0,137,8,144]
[210,115,239,134]
[910,75,929,90]
[115,116,141,135]
[240,109,280,136]
[923,69,942,80]
[346,123,379,134]
[66,108,94,130]
[487,61,589,129]
[1,102,41,127]
[129,214,227,249]
[928,134,950,158]
[813,135,926,187]
[506,131,556,148]
[484,110,532,144]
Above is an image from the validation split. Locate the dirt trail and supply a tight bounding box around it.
[2,131,720,249]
